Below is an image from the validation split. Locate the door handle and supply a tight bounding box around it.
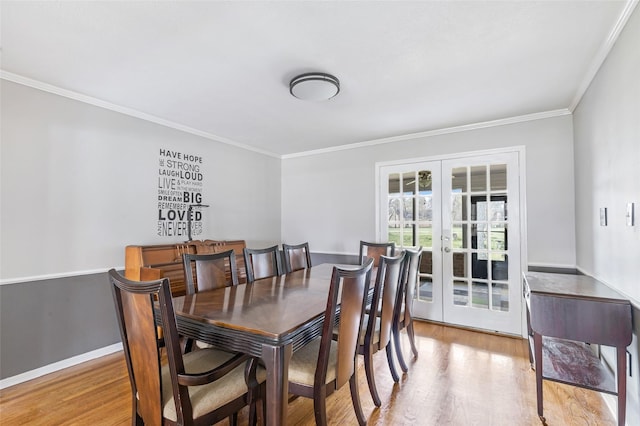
[444,247,451,253]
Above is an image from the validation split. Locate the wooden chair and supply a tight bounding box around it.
[359,241,395,267]
[182,249,238,351]
[282,242,312,273]
[183,249,239,294]
[358,253,406,406]
[108,269,265,426]
[287,259,374,426]
[243,245,282,283]
[393,247,422,372]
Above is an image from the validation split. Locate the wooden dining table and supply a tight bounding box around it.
[170,263,357,426]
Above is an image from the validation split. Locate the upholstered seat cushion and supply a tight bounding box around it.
[288,337,338,386]
[161,349,266,422]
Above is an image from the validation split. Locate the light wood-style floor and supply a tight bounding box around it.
[1,321,615,425]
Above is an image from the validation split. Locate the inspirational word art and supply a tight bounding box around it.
[157,149,204,238]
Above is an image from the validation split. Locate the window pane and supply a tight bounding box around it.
[388,173,400,195]
[452,167,467,192]
[418,195,432,220]
[418,170,432,192]
[472,253,488,279]
[388,198,401,222]
[453,252,467,278]
[471,196,487,221]
[453,224,467,248]
[490,164,507,191]
[420,250,433,274]
[490,196,507,221]
[403,172,415,195]
[451,194,467,221]
[418,277,433,301]
[470,166,487,191]
[454,280,468,305]
[491,255,509,280]
[492,282,509,311]
[417,224,433,249]
[403,198,414,221]
[472,281,489,309]
[472,223,488,249]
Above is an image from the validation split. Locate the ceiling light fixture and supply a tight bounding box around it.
[289,72,340,101]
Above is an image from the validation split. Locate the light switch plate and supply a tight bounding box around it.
[627,203,635,226]
[600,207,608,226]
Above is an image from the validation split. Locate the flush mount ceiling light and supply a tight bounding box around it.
[289,72,340,101]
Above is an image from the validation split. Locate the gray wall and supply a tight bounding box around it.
[573,6,640,425]
[0,81,282,380]
[0,272,119,378]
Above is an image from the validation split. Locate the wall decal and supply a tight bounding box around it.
[157,149,205,238]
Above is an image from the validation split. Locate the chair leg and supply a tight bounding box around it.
[385,344,400,382]
[313,388,328,426]
[364,348,382,406]
[407,320,418,358]
[349,374,367,426]
[229,412,238,426]
[393,327,408,373]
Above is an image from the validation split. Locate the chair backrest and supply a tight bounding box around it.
[317,259,374,389]
[367,253,406,349]
[359,240,395,267]
[282,242,312,273]
[182,249,238,294]
[396,247,423,325]
[243,245,282,282]
[109,269,189,425]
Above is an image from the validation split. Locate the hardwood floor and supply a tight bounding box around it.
[0,321,615,425]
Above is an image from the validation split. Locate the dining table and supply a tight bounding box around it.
[169,262,359,426]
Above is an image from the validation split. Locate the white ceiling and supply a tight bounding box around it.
[1,1,635,157]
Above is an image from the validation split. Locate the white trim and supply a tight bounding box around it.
[569,0,639,112]
[0,267,121,286]
[0,71,280,159]
[526,262,577,270]
[0,343,123,390]
[375,146,527,169]
[283,110,570,159]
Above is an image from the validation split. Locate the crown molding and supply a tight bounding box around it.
[0,71,281,159]
[569,0,638,112]
[281,109,572,159]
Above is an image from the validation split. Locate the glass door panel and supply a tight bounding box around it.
[379,151,522,335]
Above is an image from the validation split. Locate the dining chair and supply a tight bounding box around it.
[359,240,395,267]
[109,269,265,426]
[287,259,374,426]
[282,242,312,273]
[393,246,422,372]
[182,249,239,351]
[243,245,283,283]
[183,249,239,294]
[358,252,406,406]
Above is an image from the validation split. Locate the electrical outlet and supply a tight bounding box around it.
[626,203,635,226]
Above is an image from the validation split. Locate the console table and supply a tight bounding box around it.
[523,272,632,426]
[125,239,246,295]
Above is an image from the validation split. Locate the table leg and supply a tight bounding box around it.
[261,343,292,426]
[616,347,626,426]
[533,332,545,422]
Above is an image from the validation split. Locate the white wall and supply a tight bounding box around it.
[0,80,281,281]
[573,7,640,425]
[282,115,576,268]
[573,8,640,300]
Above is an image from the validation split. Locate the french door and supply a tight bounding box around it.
[378,151,522,335]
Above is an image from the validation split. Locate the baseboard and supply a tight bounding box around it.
[0,342,123,390]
